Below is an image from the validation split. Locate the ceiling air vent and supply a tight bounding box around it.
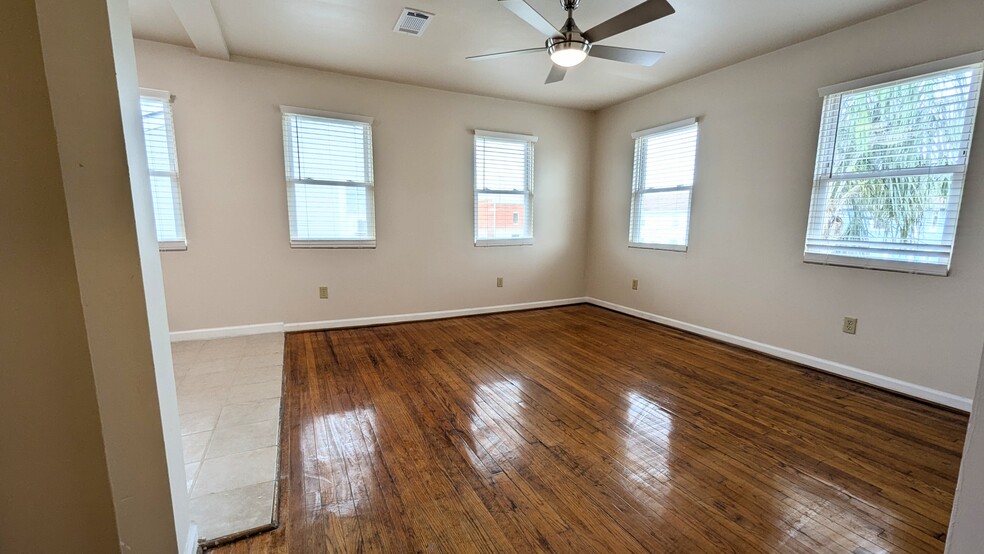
[393,8,434,37]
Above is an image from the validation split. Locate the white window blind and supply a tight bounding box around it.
[140,91,186,251]
[281,107,375,248]
[474,130,536,246]
[629,119,699,251]
[806,57,983,276]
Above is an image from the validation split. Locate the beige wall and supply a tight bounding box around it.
[585,0,984,400]
[134,40,593,332]
[0,2,120,550]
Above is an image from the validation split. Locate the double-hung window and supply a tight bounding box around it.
[140,90,187,251]
[281,107,375,248]
[474,130,536,246]
[805,54,983,275]
[629,118,699,251]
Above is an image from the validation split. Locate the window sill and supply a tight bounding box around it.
[629,242,687,252]
[159,241,187,252]
[803,253,948,277]
[291,240,376,249]
[475,238,533,247]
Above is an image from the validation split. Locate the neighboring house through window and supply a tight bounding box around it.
[474,130,536,246]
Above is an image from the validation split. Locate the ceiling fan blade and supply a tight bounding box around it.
[582,0,675,44]
[499,0,559,38]
[545,65,567,84]
[588,45,664,66]
[466,47,545,61]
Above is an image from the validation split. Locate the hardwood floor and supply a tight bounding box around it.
[208,305,968,553]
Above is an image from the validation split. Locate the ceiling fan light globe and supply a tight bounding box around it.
[550,48,588,67]
[546,37,590,68]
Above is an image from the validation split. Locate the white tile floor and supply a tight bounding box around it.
[171,333,284,541]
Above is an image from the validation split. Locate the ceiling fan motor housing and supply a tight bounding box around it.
[546,35,590,57]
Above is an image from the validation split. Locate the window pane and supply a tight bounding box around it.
[149,175,184,242]
[634,190,692,246]
[288,183,372,242]
[475,192,529,241]
[833,69,978,175]
[630,121,699,248]
[287,116,369,183]
[640,127,698,190]
[475,138,530,192]
[140,94,186,246]
[141,100,175,174]
[474,133,534,243]
[819,175,953,246]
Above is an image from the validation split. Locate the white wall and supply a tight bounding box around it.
[585,0,984,400]
[133,41,593,332]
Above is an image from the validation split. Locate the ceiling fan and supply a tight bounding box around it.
[467,0,675,84]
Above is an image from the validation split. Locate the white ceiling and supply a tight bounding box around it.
[128,0,926,110]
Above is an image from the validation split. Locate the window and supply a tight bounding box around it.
[474,130,536,246]
[806,54,983,275]
[140,90,186,250]
[629,119,699,251]
[281,107,375,248]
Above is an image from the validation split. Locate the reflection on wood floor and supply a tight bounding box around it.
[209,304,967,553]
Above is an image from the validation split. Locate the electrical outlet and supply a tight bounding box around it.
[631,279,639,290]
[319,286,328,299]
[496,277,503,288]
[842,317,857,335]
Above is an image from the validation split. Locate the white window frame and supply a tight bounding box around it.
[281,106,376,249]
[139,88,187,251]
[629,118,699,252]
[473,129,537,247]
[805,52,984,276]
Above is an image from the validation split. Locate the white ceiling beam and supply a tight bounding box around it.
[168,0,230,60]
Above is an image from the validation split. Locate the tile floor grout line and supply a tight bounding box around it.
[190,352,239,498]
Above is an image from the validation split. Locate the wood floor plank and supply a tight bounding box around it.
[208,305,967,553]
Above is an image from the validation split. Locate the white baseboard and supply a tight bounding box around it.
[169,298,586,340]
[167,296,969,411]
[585,297,973,412]
[183,522,199,554]
[284,297,588,332]
[170,322,285,342]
